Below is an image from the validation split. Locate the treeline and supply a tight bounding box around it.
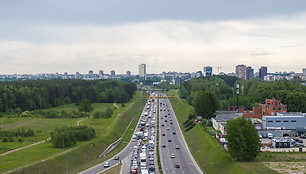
[179,76,306,116]
[51,126,95,148]
[0,128,34,138]
[226,79,306,112]
[0,79,137,113]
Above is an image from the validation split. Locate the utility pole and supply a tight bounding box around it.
[236,84,239,112]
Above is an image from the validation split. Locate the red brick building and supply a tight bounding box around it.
[243,99,287,119]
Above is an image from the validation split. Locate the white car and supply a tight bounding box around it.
[170,153,175,158]
[104,162,109,168]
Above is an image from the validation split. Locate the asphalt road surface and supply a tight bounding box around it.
[158,93,203,174]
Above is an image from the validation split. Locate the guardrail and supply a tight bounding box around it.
[99,118,134,158]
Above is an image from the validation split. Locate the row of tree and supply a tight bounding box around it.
[51,126,95,148]
[0,128,34,138]
[0,79,137,114]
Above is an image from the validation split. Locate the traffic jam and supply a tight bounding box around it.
[130,92,157,174]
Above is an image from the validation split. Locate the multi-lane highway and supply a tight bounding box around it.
[80,92,203,174]
[80,92,158,174]
[158,93,203,174]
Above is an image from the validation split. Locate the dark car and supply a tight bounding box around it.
[161,117,163,119]
[170,122,173,125]
[165,120,167,122]
[168,113,170,115]
[114,155,119,160]
[168,139,172,142]
[175,145,180,149]
[175,163,180,168]
[165,115,167,117]
[162,144,166,148]
[162,133,165,136]
[262,134,268,138]
[149,161,154,165]
[162,124,164,127]
[173,132,176,135]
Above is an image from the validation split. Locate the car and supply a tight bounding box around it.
[262,134,268,138]
[162,133,165,136]
[165,120,167,122]
[168,139,172,142]
[168,113,170,115]
[173,131,176,135]
[149,160,154,165]
[160,109,162,111]
[170,122,173,124]
[170,153,175,158]
[104,162,109,168]
[175,163,180,168]
[162,124,164,127]
[114,156,119,160]
[166,127,170,130]
[161,117,163,119]
[175,145,180,149]
[170,119,172,121]
[149,157,154,161]
[267,133,273,139]
[165,115,167,117]
[164,109,166,111]
[162,144,166,148]
[298,139,303,143]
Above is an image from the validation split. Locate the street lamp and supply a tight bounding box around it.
[236,84,239,113]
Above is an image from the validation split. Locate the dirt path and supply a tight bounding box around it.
[265,161,306,174]
[0,137,51,157]
[0,118,86,157]
[113,103,119,109]
[76,117,88,126]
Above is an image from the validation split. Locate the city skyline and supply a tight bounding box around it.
[1,1,306,74]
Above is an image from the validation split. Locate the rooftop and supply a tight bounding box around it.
[213,111,243,122]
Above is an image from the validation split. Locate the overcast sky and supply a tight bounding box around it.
[1,0,306,74]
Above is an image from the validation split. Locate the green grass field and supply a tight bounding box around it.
[1,91,147,174]
[165,90,278,174]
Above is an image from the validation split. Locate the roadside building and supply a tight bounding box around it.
[211,111,243,135]
[243,99,287,119]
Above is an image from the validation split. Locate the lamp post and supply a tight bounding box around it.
[236,84,239,112]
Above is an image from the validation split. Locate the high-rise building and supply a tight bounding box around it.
[88,70,94,78]
[303,68,306,80]
[236,64,246,80]
[99,70,104,78]
[259,66,267,79]
[139,64,146,80]
[246,66,254,80]
[75,72,81,79]
[196,71,203,78]
[110,70,116,78]
[64,72,69,79]
[203,66,213,76]
[126,71,131,77]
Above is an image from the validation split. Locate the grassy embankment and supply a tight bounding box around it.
[165,90,278,174]
[0,91,147,174]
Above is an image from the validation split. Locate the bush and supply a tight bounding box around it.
[93,108,113,119]
[2,138,8,142]
[51,126,95,148]
[18,138,24,142]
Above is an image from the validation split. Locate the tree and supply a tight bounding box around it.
[192,91,217,119]
[78,99,93,113]
[226,118,260,161]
